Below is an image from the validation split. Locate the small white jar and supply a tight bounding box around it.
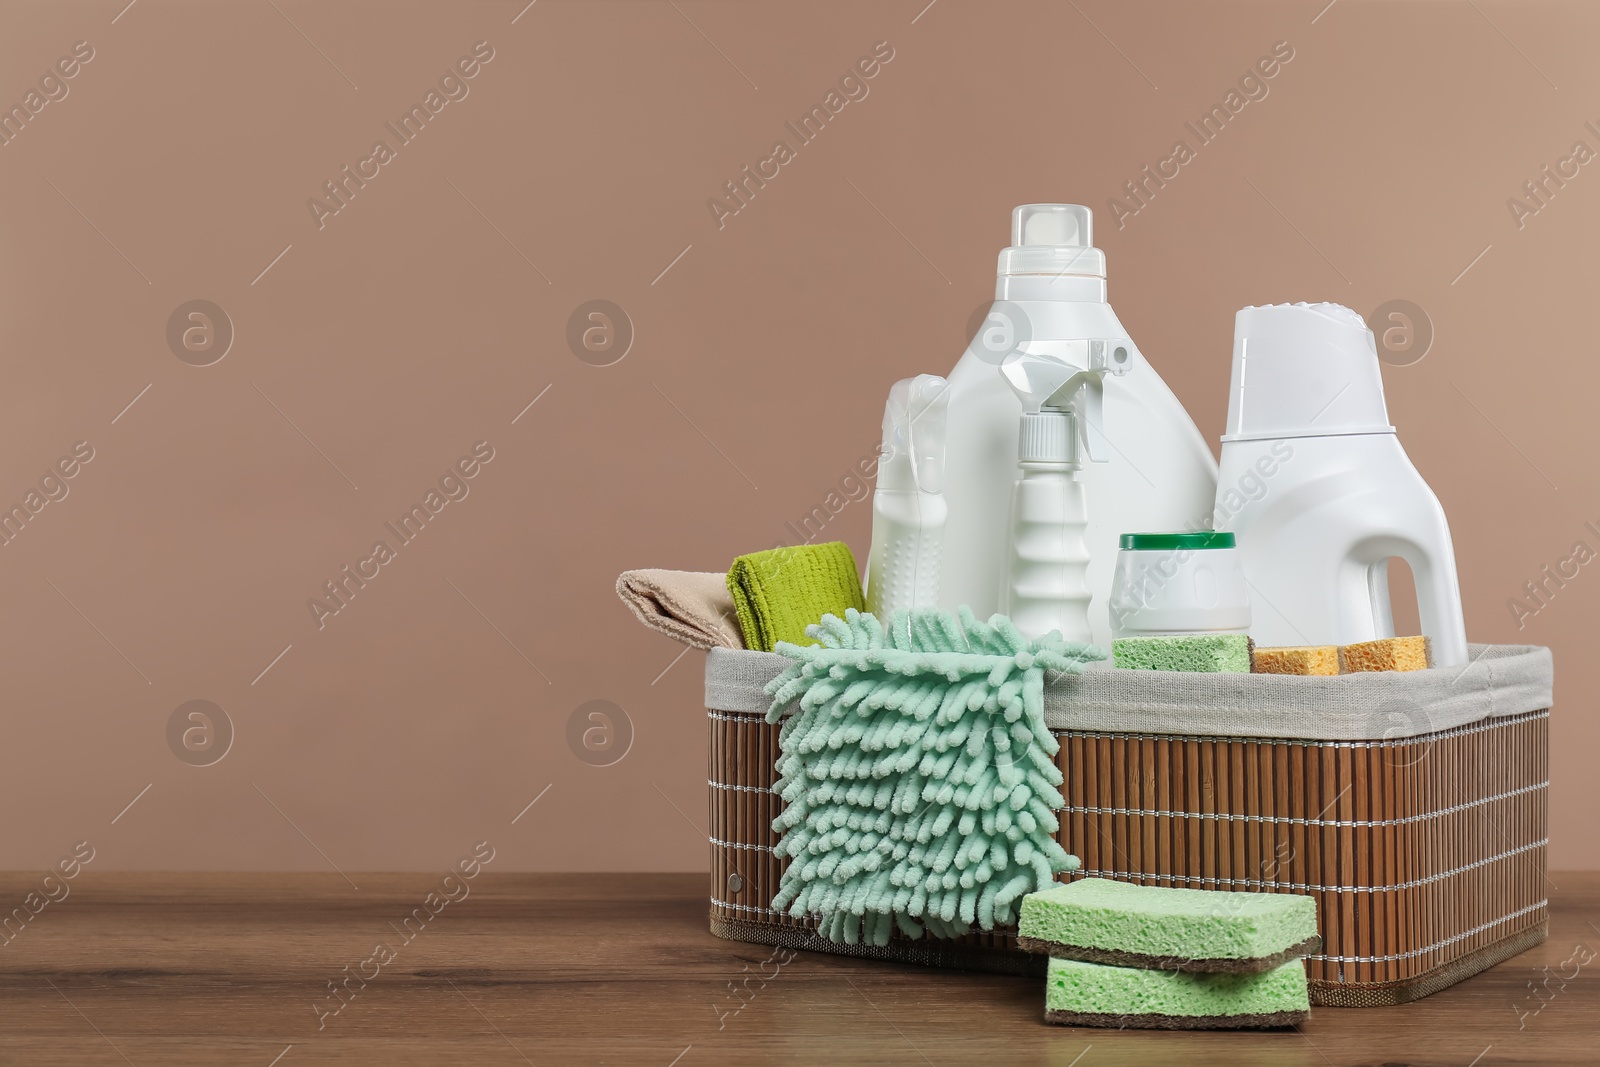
[1108,532,1251,637]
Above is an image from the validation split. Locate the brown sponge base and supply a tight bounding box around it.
[1016,934,1321,974]
[1045,1007,1308,1030]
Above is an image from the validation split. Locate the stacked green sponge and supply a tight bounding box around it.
[1019,877,1319,970]
[1019,878,1318,1029]
[1044,956,1309,1030]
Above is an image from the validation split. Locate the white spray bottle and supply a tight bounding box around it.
[999,347,1128,641]
[939,205,1218,648]
[866,375,950,621]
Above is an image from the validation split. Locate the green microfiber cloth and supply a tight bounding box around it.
[1112,633,1251,672]
[764,607,1107,946]
[727,541,865,652]
[1019,878,1320,972]
[1045,956,1310,1029]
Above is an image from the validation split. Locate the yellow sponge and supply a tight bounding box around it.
[1338,636,1431,673]
[1251,645,1339,676]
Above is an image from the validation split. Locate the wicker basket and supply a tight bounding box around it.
[703,644,1552,1006]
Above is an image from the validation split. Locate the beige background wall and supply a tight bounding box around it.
[0,0,1591,873]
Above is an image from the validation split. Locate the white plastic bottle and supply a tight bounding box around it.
[1006,409,1092,642]
[1215,302,1468,665]
[939,205,1219,650]
[865,375,949,621]
[1108,531,1251,637]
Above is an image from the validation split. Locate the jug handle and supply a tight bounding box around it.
[1366,558,1396,639]
[1399,541,1469,668]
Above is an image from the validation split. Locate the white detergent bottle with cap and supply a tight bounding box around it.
[1215,302,1468,666]
[866,374,950,621]
[939,204,1218,649]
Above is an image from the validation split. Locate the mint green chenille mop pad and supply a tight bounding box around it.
[763,607,1107,946]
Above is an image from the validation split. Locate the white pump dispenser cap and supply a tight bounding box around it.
[997,204,1106,278]
[1223,302,1396,442]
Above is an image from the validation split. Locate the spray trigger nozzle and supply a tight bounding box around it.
[1000,341,1129,464]
[880,374,950,494]
[1089,339,1134,377]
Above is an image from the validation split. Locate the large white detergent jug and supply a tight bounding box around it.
[1215,302,1468,666]
[938,205,1219,649]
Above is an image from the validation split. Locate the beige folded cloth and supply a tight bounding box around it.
[616,569,745,650]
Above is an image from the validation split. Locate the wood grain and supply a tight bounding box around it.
[0,872,1593,1066]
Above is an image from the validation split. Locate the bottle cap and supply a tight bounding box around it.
[997,204,1107,278]
[1018,410,1077,464]
[1119,531,1236,551]
[1222,302,1395,441]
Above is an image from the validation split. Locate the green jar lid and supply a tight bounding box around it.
[1119,531,1236,551]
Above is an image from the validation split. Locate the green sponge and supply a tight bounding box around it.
[1045,956,1310,1029]
[1112,634,1251,672]
[1018,878,1319,972]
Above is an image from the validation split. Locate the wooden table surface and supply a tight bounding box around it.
[0,871,1593,1066]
